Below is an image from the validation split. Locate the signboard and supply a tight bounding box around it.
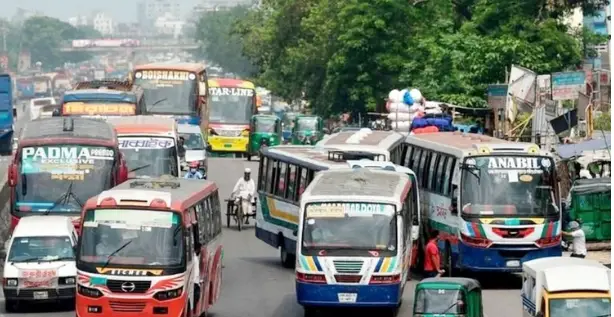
[21,146,115,180]
[118,137,175,149]
[209,87,254,97]
[135,70,195,81]
[487,85,508,109]
[551,71,586,100]
[305,203,395,218]
[63,102,136,116]
[467,156,552,177]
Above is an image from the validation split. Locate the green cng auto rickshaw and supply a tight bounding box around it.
[247,114,281,160]
[291,115,323,145]
[413,278,483,317]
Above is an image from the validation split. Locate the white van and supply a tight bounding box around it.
[29,97,57,120]
[2,216,78,312]
[521,257,610,317]
[178,123,208,174]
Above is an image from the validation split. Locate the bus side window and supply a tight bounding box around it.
[258,156,267,191]
[202,198,213,241]
[276,162,288,197]
[410,147,422,171]
[428,152,439,191]
[212,191,222,236]
[447,159,457,196]
[418,150,429,187]
[403,145,413,168]
[296,167,308,201]
[285,164,296,201]
[268,159,277,194]
[194,203,207,246]
[403,194,411,240]
[442,158,455,196]
[434,156,447,194]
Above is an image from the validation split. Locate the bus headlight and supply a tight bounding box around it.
[4,278,17,287]
[78,285,103,298]
[60,277,76,285]
[535,235,561,248]
[241,130,249,137]
[154,287,183,301]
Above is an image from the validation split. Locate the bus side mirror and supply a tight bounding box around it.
[292,230,298,237]
[8,163,17,187]
[117,154,128,183]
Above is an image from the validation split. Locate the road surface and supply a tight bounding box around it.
[0,156,523,316]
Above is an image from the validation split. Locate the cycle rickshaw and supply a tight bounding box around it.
[225,196,257,231]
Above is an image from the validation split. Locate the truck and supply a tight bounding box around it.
[0,74,15,154]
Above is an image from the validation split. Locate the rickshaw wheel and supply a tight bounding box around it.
[236,204,243,231]
[226,203,231,228]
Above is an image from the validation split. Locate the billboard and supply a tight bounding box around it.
[551,71,585,100]
[71,39,141,48]
[487,84,507,109]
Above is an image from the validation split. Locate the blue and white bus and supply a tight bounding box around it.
[295,168,416,315]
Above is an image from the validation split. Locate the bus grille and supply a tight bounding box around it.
[109,301,146,312]
[334,274,362,283]
[107,280,151,293]
[333,260,363,274]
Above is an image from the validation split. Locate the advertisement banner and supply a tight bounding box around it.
[487,85,508,109]
[21,145,115,180]
[118,137,175,149]
[551,71,585,101]
[63,102,136,116]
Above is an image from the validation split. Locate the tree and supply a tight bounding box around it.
[237,0,609,116]
[194,6,256,77]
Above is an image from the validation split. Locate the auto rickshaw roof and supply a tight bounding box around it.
[418,277,481,292]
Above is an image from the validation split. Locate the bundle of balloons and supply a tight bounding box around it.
[386,88,454,134]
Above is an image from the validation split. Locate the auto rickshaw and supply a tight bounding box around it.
[247,114,281,160]
[291,115,323,145]
[413,277,483,317]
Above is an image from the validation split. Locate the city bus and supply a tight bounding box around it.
[130,63,208,128]
[7,117,129,231]
[207,78,257,155]
[107,116,180,178]
[316,128,405,162]
[256,145,419,268]
[296,168,415,314]
[75,178,223,317]
[400,131,561,274]
[62,80,145,120]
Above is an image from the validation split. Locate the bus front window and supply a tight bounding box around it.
[460,155,558,218]
[119,137,177,178]
[16,145,115,213]
[549,298,610,317]
[79,209,184,268]
[134,71,197,115]
[209,87,255,124]
[301,203,397,257]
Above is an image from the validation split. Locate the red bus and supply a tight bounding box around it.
[7,117,128,231]
[75,178,223,317]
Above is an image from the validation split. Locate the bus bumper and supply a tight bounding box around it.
[76,294,186,317]
[208,136,248,153]
[457,242,562,272]
[296,281,402,308]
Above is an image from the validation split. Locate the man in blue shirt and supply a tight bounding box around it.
[184,161,204,179]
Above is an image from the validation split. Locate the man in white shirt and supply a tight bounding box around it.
[562,221,586,258]
[232,168,256,222]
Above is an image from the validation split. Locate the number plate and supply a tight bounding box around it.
[33,291,48,299]
[224,144,232,148]
[337,293,357,303]
[506,260,520,267]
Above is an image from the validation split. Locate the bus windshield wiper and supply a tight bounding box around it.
[129,164,151,173]
[100,240,133,272]
[44,181,83,215]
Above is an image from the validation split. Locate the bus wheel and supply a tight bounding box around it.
[303,306,317,317]
[5,300,17,313]
[444,243,453,277]
[280,243,295,268]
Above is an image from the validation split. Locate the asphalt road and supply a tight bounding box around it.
[0,157,523,316]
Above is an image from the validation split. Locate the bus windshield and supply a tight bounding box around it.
[134,70,197,115]
[119,137,178,178]
[460,155,557,217]
[79,209,184,267]
[296,118,318,131]
[16,145,115,213]
[301,202,397,257]
[414,288,466,314]
[549,297,610,317]
[209,87,255,124]
[179,133,205,150]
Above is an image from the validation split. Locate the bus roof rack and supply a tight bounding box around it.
[327,150,386,162]
[74,79,133,91]
[130,180,181,189]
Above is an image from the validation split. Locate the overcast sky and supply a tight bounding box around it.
[1,0,203,23]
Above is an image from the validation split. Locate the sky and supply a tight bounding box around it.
[1,0,203,23]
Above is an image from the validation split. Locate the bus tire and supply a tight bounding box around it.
[303,306,317,316]
[5,300,17,312]
[444,243,453,277]
[279,237,295,268]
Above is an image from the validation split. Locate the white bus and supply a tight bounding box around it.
[316,128,405,162]
[295,168,415,314]
[256,146,419,268]
[400,131,562,274]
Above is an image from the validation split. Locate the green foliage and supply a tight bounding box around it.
[214,0,609,116]
[1,16,100,71]
[194,6,256,77]
[593,111,611,131]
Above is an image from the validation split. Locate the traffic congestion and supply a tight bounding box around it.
[0,61,610,317]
